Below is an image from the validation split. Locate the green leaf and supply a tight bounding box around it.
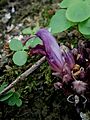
[59,0,73,8]
[82,18,90,28]
[32,25,40,34]
[15,99,22,107]
[86,0,90,5]
[0,83,8,93]
[9,39,23,51]
[22,27,32,35]
[14,92,20,98]
[49,9,75,34]
[7,92,22,107]
[66,1,90,22]
[7,97,16,106]
[59,0,84,8]
[7,93,16,106]
[0,90,14,102]
[24,37,42,49]
[13,51,28,66]
[0,83,14,102]
[83,34,90,39]
[78,19,90,35]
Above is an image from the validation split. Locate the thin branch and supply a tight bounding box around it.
[0,56,46,96]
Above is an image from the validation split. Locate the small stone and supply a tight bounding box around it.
[0,33,2,38]
[6,24,14,32]
[11,7,15,13]
[1,13,11,23]
[0,54,2,59]
[5,65,12,70]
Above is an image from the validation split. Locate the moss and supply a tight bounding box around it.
[0,0,7,7]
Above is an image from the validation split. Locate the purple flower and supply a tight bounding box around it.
[60,45,75,69]
[54,82,63,89]
[31,28,75,79]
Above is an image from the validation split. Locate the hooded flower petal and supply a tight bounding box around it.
[36,28,65,76]
[30,28,75,79]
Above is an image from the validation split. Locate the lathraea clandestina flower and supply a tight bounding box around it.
[31,29,75,83]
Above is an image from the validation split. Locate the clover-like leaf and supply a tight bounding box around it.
[86,0,90,5]
[7,96,16,106]
[15,98,22,107]
[32,25,40,34]
[83,34,90,39]
[7,92,22,107]
[0,83,14,102]
[49,9,75,34]
[82,18,90,28]
[22,27,32,35]
[0,90,14,102]
[9,39,23,51]
[13,51,28,66]
[0,83,8,93]
[66,1,90,22]
[59,0,75,8]
[24,37,42,49]
[78,18,90,35]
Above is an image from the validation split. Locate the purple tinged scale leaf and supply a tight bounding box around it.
[36,29,65,74]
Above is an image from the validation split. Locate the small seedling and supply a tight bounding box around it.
[9,39,28,66]
[9,28,42,66]
[0,83,22,107]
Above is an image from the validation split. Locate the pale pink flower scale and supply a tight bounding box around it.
[72,80,87,93]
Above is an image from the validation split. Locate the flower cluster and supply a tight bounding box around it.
[29,29,88,94]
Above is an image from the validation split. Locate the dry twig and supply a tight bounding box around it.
[0,56,46,96]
